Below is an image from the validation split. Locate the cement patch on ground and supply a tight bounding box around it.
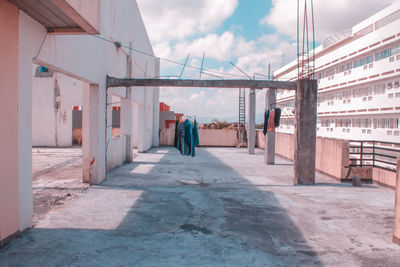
[1,147,400,266]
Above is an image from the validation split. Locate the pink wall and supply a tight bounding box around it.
[273,133,349,180]
[160,128,238,147]
[373,167,397,188]
[275,132,295,161]
[394,157,400,245]
[0,0,20,244]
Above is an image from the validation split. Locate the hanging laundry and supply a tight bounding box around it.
[268,110,275,132]
[174,120,179,148]
[174,118,199,157]
[193,119,199,147]
[263,110,270,135]
[274,108,281,127]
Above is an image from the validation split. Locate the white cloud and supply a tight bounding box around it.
[173,32,236,61]
[137,0,238,43]
[261,0,395,41]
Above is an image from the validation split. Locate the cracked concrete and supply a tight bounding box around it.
[1,147,400,266]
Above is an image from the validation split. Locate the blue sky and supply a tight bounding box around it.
[137,0,394,123]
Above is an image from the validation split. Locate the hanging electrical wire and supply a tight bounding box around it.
[89,34,248,79]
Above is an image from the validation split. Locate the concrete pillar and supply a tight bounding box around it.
[0,1,20,246]
[265,89,276,164]
[394,157,400,245]
[121,48,133,161]
[294,79,318,185]
[248,88,256,154]
[121,88,133,162]
[83,84,106,184]
[152,57,160,147]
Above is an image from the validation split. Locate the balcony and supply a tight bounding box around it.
[8,0,100,34]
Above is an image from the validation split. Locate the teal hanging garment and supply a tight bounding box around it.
[193,119,199,147]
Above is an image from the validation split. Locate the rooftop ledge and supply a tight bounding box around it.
[9,0,100,34]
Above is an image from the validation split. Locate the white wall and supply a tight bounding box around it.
[32,70,83,147]
[24,0,159,182]
[15,0,159,235]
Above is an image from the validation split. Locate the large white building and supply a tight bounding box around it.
[275,3,400,143]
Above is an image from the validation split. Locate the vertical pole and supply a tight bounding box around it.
[248,88,256,154]
[83,84,106,184]
[265,89,276,164]
[294,79,318,185]
[121,43,133,161]
[394,157,400,245]
[152,57,160,147]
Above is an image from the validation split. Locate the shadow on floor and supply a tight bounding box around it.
[1,147,323,266]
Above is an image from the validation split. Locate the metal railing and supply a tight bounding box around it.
[349,140,400,172]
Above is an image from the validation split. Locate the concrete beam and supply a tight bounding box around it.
[394,157,400,245]
[248,89,256,154]
[265,89,276,164]
[107,77,297,90]
[294,79,318,185]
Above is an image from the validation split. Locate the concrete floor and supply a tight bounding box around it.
[1,147,400,266]
[32,147,88,224]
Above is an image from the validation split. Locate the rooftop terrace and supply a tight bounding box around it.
[1,147,399,266]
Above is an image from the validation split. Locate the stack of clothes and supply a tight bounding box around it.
[173,119,199,157]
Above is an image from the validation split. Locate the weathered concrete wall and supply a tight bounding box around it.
[0,0,20,246]
[160,128,175,146]
[159,111,175,129]
[272,133,349,180]
[160,128,238,147]
[394,157,400,245]
[275,132,295,161]
[316,137,349,179]
[256,130,265,149]
[199,129,238,147]
[32,71,83,147]
[107,135,127,172]
[373,167,397,188]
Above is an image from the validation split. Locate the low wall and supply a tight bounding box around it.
[373,167,397,188]
[256,130,265,149]
[160,128,175,146]
[316,137,349,179]
[107,135,127,172]
[160,128,238,147]
[275,132,295,161]
[272,133,348,179]
[394,157,400,245]
[198,129,238,147]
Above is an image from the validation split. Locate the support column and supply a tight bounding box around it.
[265,89,276,164]
[152,57,160,147]
[83,84,106,184]
[294,79,318,185]
[248,88,256,154]
[394,157,400,245]
[121,46,133,161]
[121,88,133,162]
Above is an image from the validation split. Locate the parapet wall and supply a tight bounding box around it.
[107,135,127,172]
[257,131,348,180]
[160,128,238,147]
